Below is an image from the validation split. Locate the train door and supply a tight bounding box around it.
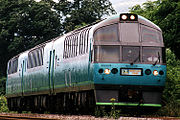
[48,49,55,94]
[68,69,72,86]
[19,55,27,96]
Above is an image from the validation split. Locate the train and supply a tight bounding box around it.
[6,13,166,113]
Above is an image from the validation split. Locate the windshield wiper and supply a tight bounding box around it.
[130,54,140,65]
[153,52,160,66]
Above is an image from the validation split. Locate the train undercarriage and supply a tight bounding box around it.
[7,90,95,114]
[7,85,163,114]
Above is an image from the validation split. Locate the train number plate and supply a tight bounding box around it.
[121,68,142,76]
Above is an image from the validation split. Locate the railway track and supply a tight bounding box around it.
[0,114,57,120]
[0,113,179,120]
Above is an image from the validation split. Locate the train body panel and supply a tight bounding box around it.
[25,68,46,95]
[54,53,93,92]
[6,13,167,112]
[93,63,166,86]
[6,75,20,96]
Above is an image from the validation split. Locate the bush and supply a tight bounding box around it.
[157,49,180,116]
[0,96,9,113]
[0,77,6,95]
[0,77,9,113]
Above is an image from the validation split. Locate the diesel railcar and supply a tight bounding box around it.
[6,13,166,113]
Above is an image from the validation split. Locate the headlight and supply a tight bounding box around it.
[120,13,138,21]
[153,70,158,76]
[121,15,127,20]
[130,15,135,20]
[104,69,111,74]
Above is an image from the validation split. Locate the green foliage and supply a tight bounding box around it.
[74,22,87,29]
[130,0,180,59]
[109,104,121,119]
[156,49,180,116]
[0,96,9,113]
[0,77,6,95]
[164,49,180,102]
[95,104,121,119]
[0,0,62,76]
[95,106,108,117]
[61,0,116,32]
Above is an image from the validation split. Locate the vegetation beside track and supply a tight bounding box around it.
[0,96,9,113]
[156,49,180,116]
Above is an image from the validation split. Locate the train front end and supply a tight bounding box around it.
[92,13,166,108]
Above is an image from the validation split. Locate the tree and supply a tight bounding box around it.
[130,0,180,59]
[159,49,180,116]
[59,0,116,32]
[0,77,6,95]
[0,0,62,76]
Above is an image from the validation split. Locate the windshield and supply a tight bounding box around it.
[122,46,140,62]
[142,47,162,63]
[93,23,164,64]
[94,46,120,63]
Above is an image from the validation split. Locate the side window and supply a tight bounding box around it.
[27,47,44,69]
[67,39,70,58]
[63,27,91,59]
[83,29,87,53]
[86,28,91,53]
[72,36,75,57]
[79,28,91,55]
[75,34,78,56]
[8,57,18,74]
[63,32,80,59]
[32,51,37,67]
[94,24,118,42]
[141,25,162,43]
[79,31,84,54]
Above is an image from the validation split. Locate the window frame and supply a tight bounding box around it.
[94,45,120,63]
[93,23,119,43]
[122,46,140,63]
[142,47,163,64]
[140,24,163,43]
[27,47,44,69]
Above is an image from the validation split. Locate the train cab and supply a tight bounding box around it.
[92,13,166,107]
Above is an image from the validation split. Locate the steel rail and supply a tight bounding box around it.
[0,114,58,120]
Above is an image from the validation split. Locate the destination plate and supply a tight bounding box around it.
[121,68,142,76]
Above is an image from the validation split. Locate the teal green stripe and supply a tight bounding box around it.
[23,81,93,93]
[96,102,161,107]
[54,81,93,88]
